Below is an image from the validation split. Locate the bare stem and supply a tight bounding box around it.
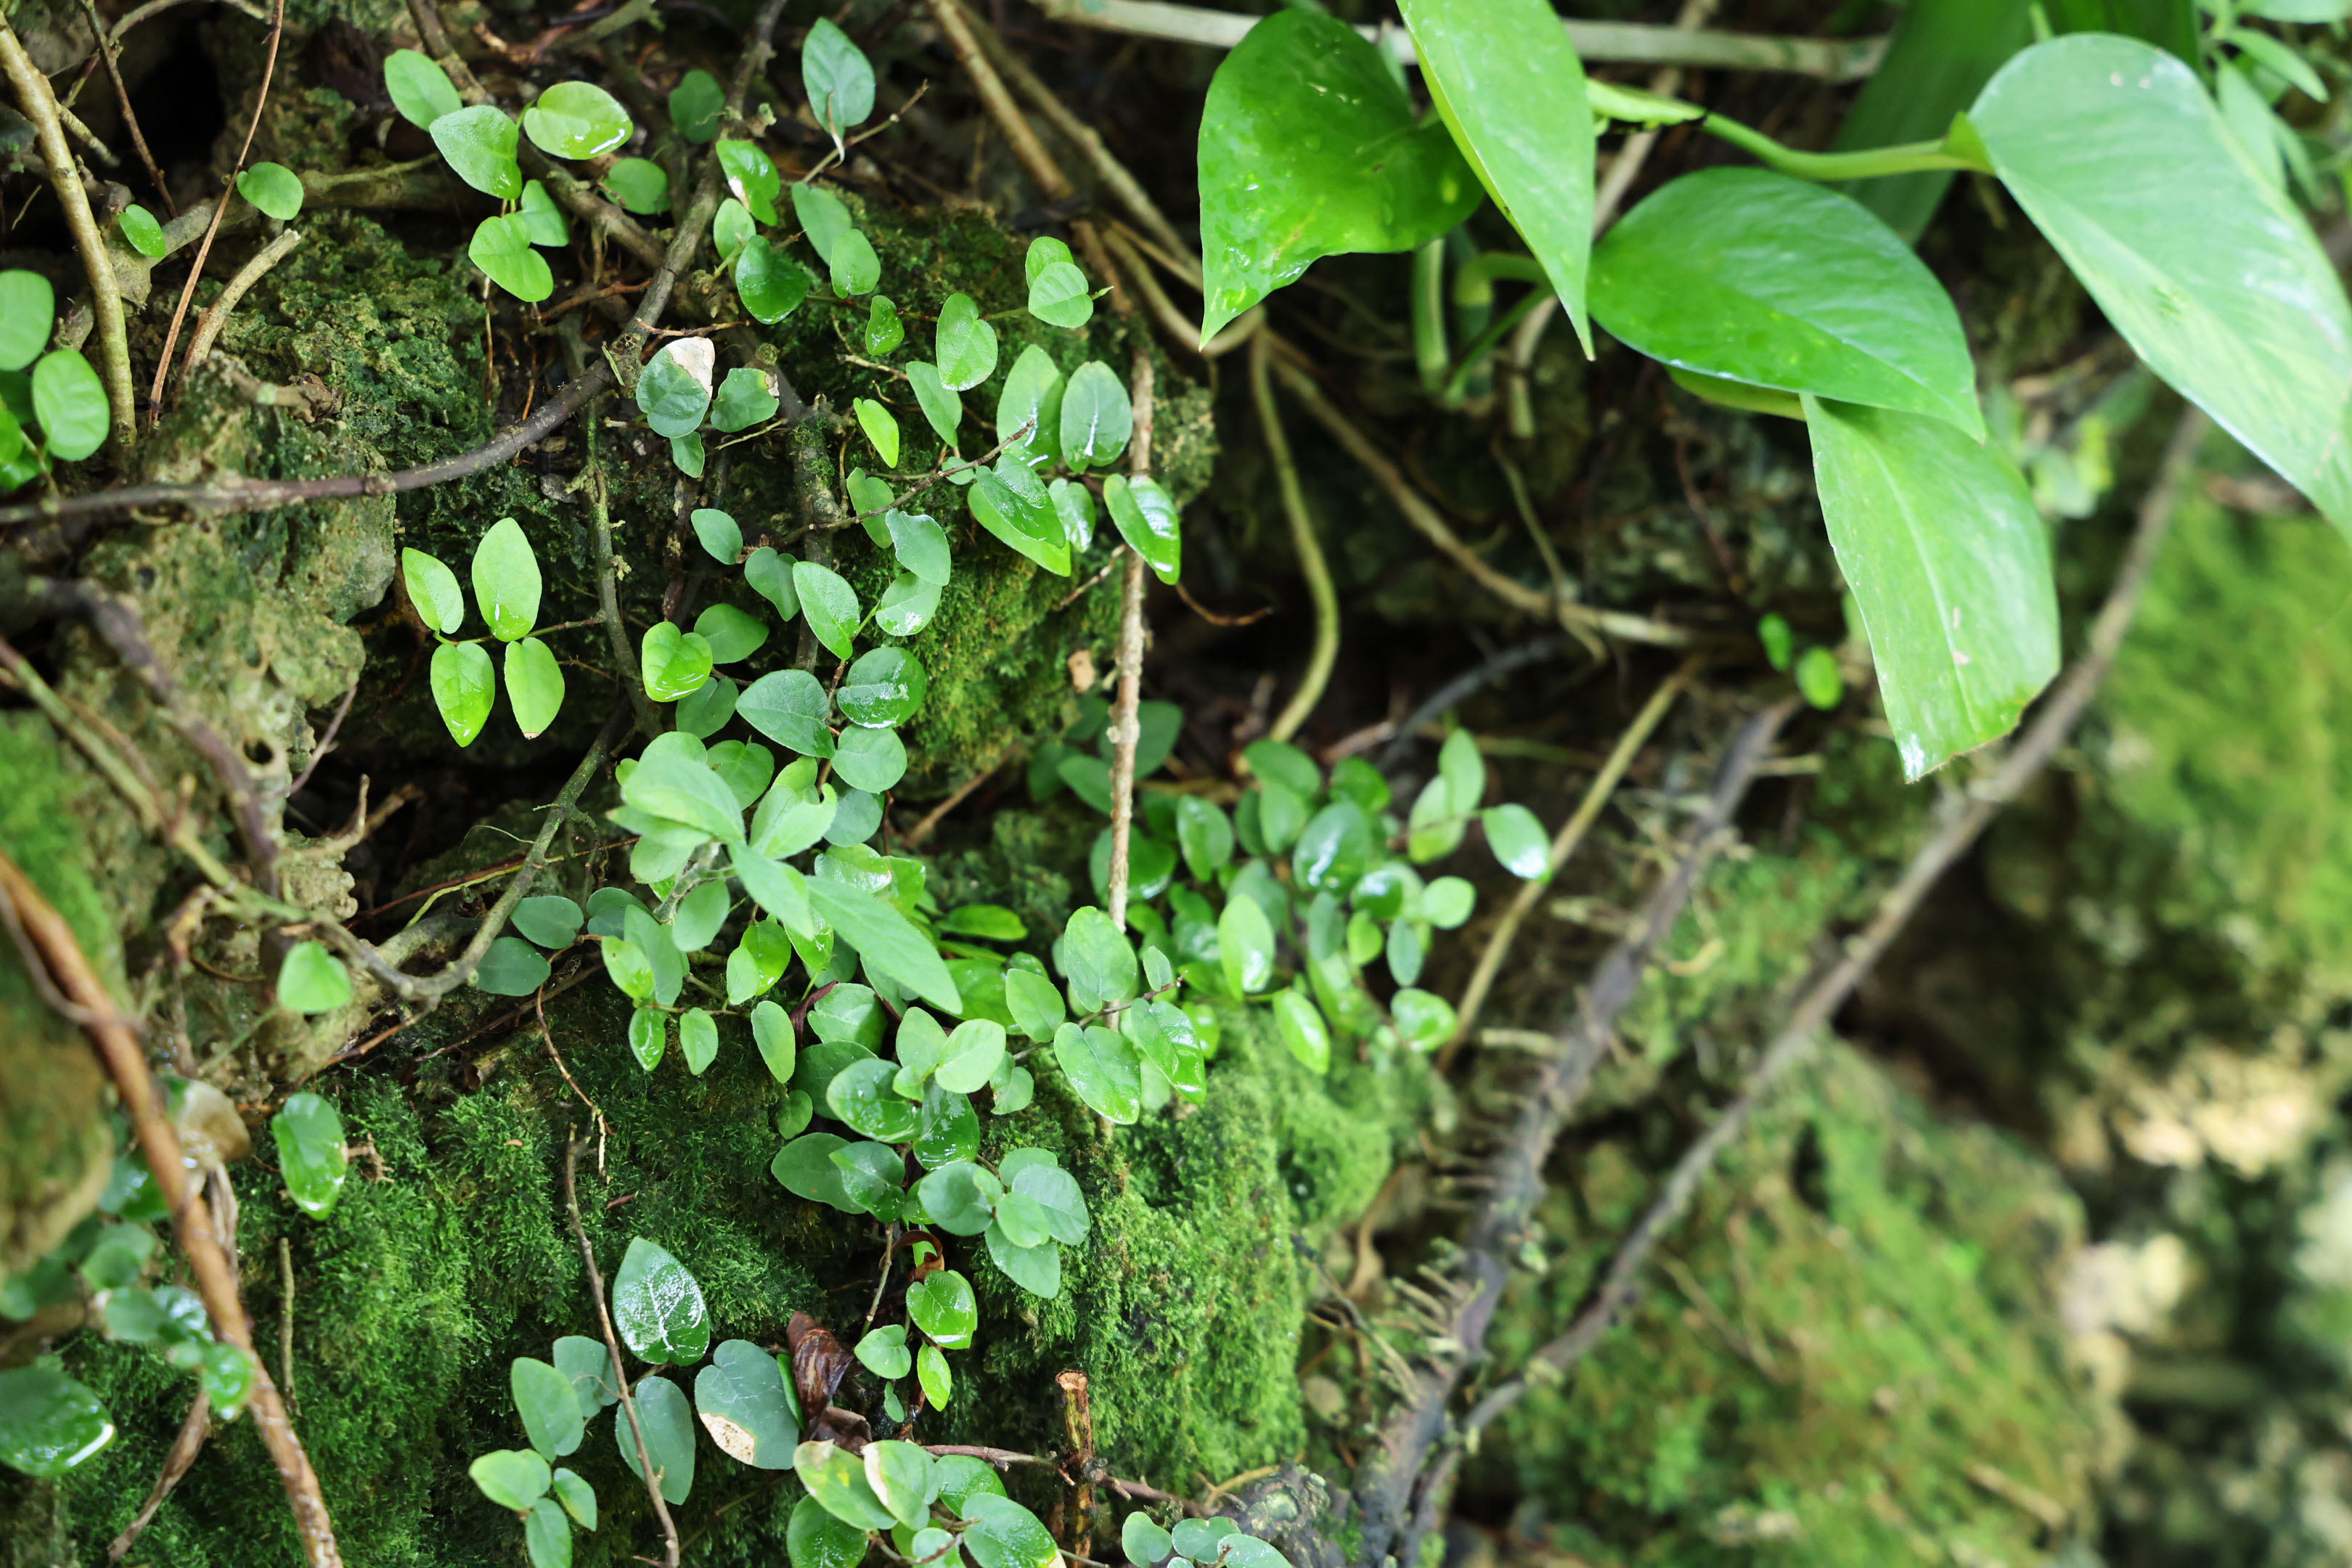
[185,226,303,369]
[1250,332,1339,743]
[1105,350,1155,931]
[563,1138,681,1567]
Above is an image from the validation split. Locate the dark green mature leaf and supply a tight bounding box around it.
[789,1495,870,1568]
[828,1058,920,1140]
[554,1336,616,1418]
[773,1132,858,1212]
[866,1440,934,1530]
[1803,396,2058,777]
[1398,0,1594,352]
[1196,11,1479,341]
[695,1339,799,1468]
[1291,801,1376,893]
[714,367,780,433]
[738,238,817,325]
[1592,169,1981,438]
[611,1238,711,1365]
[738,669,836,757]
[719,139,782,224]
[670,68,724,142]
[984,1220,1061,1298]
[867,295,905,355]
[1103,475,1180,582]
[617,1374,695,1504]
[470,1448,552,1510]
[432,104,523,200]
[473,935,551,996]
[889,510,952,586]
[513,1357,585,1460]
[916,1161,1000,1236]
[830,228,881,296]
[525,1498,571,1568]
[794,563,860,660]
[839,648,926,727]
[236,161,304,221]
[603,157,669,215]
[855,1324,913,1381]
[935,1455,1009,1513]
[0,272,52,373]
[803,18,877,134]
[832,727,907,794]
[1972,36,2352,535]
[30,348,105,461]
[694,604,768,664]
[906,361,963,446]
[637,338,715,438]
[809,880,960,1012]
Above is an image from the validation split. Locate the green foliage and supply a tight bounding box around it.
[523,82,633,160]
[271,1093,350,1216]
[236,161,304,221]
[801,19,877,137]
[275,941,351,1015]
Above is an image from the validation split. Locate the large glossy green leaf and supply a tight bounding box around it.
[0,1366,113,1477]
[1397,0,1595,353]
[1591,169,1981,439]
[1802,396,2057,779]
[1196,12,1479,342]
[1971,35,2352,535]
[610,1238,711,1365]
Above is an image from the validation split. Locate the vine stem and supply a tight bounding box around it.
[1105,348,1155,931]
[0,19,136,455]
[1438,654,1703,1063]
[563,1137,682,1568]
[184,226,303,369]
[1353,700,1798,1568]
[0,849,343,1567]
[1454,407,2213,1447]
[72,0,172,212]
[1249,332,1338,743]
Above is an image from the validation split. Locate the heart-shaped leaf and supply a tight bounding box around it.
[430,104,523,200]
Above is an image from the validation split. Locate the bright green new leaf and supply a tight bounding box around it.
[431,104,523,200]
[679,1008,719,1074]
[1437,726,1484,814]
[518,180,570,247]
[1102,474,1180,582]
[747,998,796,1083]
[385,48,462,129]
[0,272,54,372]
[512,1356,584,1461]
[865,1440,934,1530]
[616,1374,695,1504]
[670,68,724,142]
[275,942,351,1016]
[1218,896,1275,995]
[791,181,854,266]
[1175,798,1233,881]
[1972,36,2352,536]
[828,1057,920,1140]
[906,1267,979,1348]
[690,507,743,564]
[830,228,881,296]
[471,517,542,641]
[719,138,781,224]
[430,640,495,745]
[1027,261,1093,330]
[637,338,715,438]
[1125,1512,1175,1567]
[269,1090,348,1216]
[1803,395,2057,776]
[237,162,303,221]
[936,293,998,391]
[1003,967,1066,1043]
[737,237,816,325]
[906,360,963,446]
[503,637,563,738]
[804,18,877,134]
[807,879,961,1013]
[854,1323,913,1380]
[713,367,779,433]
[695,1339,799,1468]
[1026,235,1074,285]
[694,603,768,663]
[1482,804,1548,878]
[935,1019,1006,1094]
[867,295,904,355]
[941,905,1024,941]
[831,723,907,793]
[118,205,166,259]
[839,647,926,727]
[1794,644,1844,709]
[602,157,669,215]
[470,1447,552,1510]
[611,1237,711,1365]
[1273,987,1330,1072]
[796,1439,898,1530]
[473,936,551,996]
[1196,11,1481,340]
[1390,987,1456,1050]
[1053,1022,1142,1124]
[713,197,755,263]
[401,547,465,634]
[1399,0,1595,353]
[1061,907,1138,1011]
[917,1343,952,1409]
[640,623,716,703]
[793,563,860,660]
[524,81,632,159]
[30,349,105,461]
[525,1498,570,1568]
[550,1466,597,1529]
[1591,168,1982,438]
[789,1495,870,1568]
[1058,360,1131,473]
[984,1220,1061,1298]
[855,398,901,467]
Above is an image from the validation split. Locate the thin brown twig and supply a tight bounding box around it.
[185,226,303,369]
[536,989,610,1170]
[563,1137,681,1567]
[147,0,285,422]
[900,748,1010,848]
[73,0,171,211]
[0,848,342,1566]
[1440,656,1702,1063]
[1455,408,2213,1444]
[0,19,137,454]
[105,1389,209,1561]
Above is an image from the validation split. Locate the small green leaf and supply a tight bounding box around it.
[884,510,951,587]
[1390,987,1455,1050]
[1124,1512,1175,1567]
[996,345,1064,471]
[737,237,817,325]
[1196,11,1480,340]
[941,905,1024,941]
[611,1238,711,1365]
[1060,906,1138,1011]
[30,348,105,462]
[695,1339,799,1468]
[738,669,835,757]
[473,935,551,996]
[431,104,523,200]
[915,1161,998,1236]
[236,162,303,221]
[525,1498,571,1568]
[744,547,801,621]
[807,880,961,1013]
[867,295,904,355]
[385,48,462,129]
[1482,804,1548,878]
[551,1466,597,1529]
[1438,728,1485,814]
[713,197,755,261]
[963,1493,1061,1568]
[831,725,907,795]
[1003,968,1066,1044]
[796,1438,899,1530]
[984,1220,1061,1298]
[640,623,716,703]
[637,338,715,437]
[512,1356,585,1461]
[401,547,465,634]
[917,1343,952,1409]
[935,1019,1006,1094]
[1794,644,1844,710]
[875,572,942,637]
[793,563,860,660]
[1058,360,1132,473]
[1010,1162,1087,1244]
[669,68,724,142]
[1398,0,1595,351]
[828,1057,920,1140]
[854,398,901,467]
[718,138,781,224]
[753,999,798,1082]
[1273,986,1330,1072]
[671,433,705,478]
[270,1091,349,1214]
[803,17,877,134]
[513,895,584,950]
[906,1267,979,1348]
[276,943,352,1016]
[470,1447,552,1510]
[1416,875,1473,927]
[503,637,564,738]
[690,507,743,564]
[1169,1519,1238,1561]
[935,294,998,391]
[524,81,633,160]
[679,1008,719,1074]
[1175,798,1233,881]
[1053,1022,1143,1124]
[854,1323,912,1379]
[0,272,56,372]
[602,156,670,215]
[694,603,769,664]
[865,1440,934,1530]
[1757,612,1795,672]
[792,182,854,265]
[117,205,166,259]
[428,640,491,743]
[518,179,571,247]
[831,228,881,297]
[905,360,963,446]
[1102,474,1181,582]
[789,1494,870,1568]
[616,1374,695,1504]
[1217,897,1275,996]
[472,518,542,642]
[1027,261,1093,330]
[712,367,779,433]
[838,647,927,727]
